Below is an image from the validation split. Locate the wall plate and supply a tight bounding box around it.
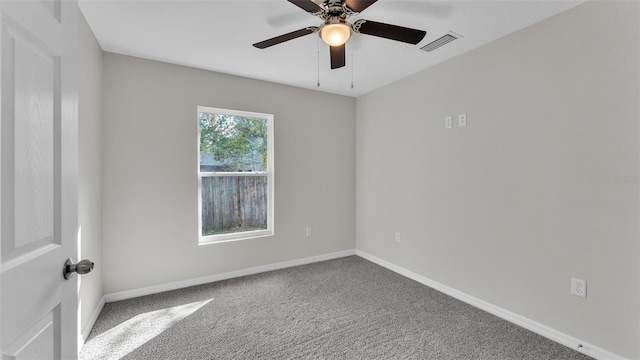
[458,113,467,127]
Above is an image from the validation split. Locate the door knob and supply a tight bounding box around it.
[63,258,94,280]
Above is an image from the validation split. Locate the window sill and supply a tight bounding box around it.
[198,230,273,245]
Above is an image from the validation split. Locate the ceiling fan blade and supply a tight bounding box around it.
[330,44,346,69]
[355,20,426,45]
[253,27,318,49]
[287,0,324,15]
[344,0,378,13]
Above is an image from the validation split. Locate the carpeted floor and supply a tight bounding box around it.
[81,256,593,360]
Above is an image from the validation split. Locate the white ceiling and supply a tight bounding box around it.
[78,0,585,97]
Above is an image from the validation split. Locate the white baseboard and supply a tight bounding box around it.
[80,295,105,348]
[355,250,625,360]
[104,249,356,303]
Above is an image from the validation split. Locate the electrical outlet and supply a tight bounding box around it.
[571,278,586,298]
[395,232,401,243]
[305,227,313,237]
[458,113,467,127]
[445,116,452,129]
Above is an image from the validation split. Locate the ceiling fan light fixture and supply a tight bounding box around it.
[320,22,351,46]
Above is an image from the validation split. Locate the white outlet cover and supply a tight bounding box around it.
[458,113,467,127]
[395,232,401,243]
[571,277,586,298]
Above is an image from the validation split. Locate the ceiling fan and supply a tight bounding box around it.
[253,0,427,69]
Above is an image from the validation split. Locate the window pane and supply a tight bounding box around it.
[201,175,268,236]
[199,112,268,173]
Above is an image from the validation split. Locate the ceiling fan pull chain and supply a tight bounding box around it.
[351,52,354,89]
[317,37,321,87]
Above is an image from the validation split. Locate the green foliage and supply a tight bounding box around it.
[199,112,268,171]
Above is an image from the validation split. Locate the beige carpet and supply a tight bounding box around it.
[81,256,592,360]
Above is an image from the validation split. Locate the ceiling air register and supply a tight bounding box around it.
[420,33,459,52]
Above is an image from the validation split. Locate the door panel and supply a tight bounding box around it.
[13,31,56,250]
[2,12,59,260]
[1,0,78,359]
[3,306,60,360]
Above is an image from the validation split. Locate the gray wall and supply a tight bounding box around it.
[102,53,356,294]
[355,1,639,358]
[78,11,104,337]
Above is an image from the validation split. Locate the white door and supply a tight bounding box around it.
[1,0,80,359]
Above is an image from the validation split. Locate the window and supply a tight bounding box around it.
[198,106,274,243]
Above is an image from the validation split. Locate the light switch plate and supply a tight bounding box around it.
[445,116,452,129]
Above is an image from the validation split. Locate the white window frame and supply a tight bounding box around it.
[197,106,274,244]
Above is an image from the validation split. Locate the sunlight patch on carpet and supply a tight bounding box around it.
[86,299,213,359]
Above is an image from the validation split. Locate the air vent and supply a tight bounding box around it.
[420,33,458,52]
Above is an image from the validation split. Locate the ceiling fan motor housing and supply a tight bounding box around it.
[318,0,352,45]
[324,0,346,10]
